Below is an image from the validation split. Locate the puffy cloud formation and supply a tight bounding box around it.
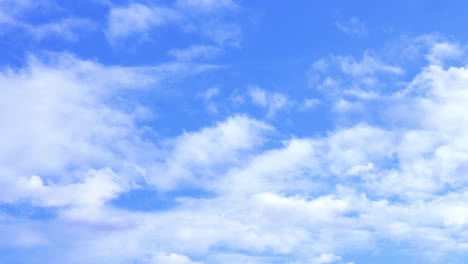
[1,1,468,262]
[1,38,468,264]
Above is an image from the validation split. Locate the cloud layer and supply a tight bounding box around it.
[1,1,468,264]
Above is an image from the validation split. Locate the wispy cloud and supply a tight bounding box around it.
[168,45,222,61]
[336,17,367,36]
[248,86,289,118]
[105,1,243,46]
[176,0,238,13]
[0,0,96,42]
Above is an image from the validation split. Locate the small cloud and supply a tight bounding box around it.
[197,87,220,101]
[105,1,242,46]
[334,99,360,112]
[197,87,220,113]
[311,58,329,72]
[151,252,202,264]
[0,3,94,42]
[176,0,238,13]
[337,52,404,76]
[336,17,367,36]
[426,42,464,66]
[248,86,289,117]
[315,253,342,264]
[168,45,222,61]
[301,98,320,110]
[248,86,268,107]
[26,17,95,41]
[230,94,245,106]
[106,3,180,41]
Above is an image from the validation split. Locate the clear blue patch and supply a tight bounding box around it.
[0,203,58,220]
[111,187,215,212]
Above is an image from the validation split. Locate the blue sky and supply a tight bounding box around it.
[1,0,468,263]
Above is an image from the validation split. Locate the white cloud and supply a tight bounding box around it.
[0,0,94,42]
[0,52,220,211]
[314,253,342,264]
[248,86,289,117]
[337,52,404,76]
[426,42,464,66]
[197,87,220,113]
[106,3,180,41]
[197,87,220,100]
[169,45,222,61]
[176,0,238,13]
[0,53,165,210]
[0,168,125,208]
[248,86,268,106]
[148,115,272,190]
[302,98,320,110]
[106,1,242,46]
[151,253,202,264]
[25,17,95,41]
[308,52,404,97]
[3,38,468,264]
[336,17,366,36]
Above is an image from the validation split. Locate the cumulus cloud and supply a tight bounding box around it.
[0,168,125,208]
[0,52,219,211]
[426,42,464,66]
[148,115,271,190]
[3,35,468,264]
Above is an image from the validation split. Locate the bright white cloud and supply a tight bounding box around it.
[426,42,464,66]
[0,168,125,208]
[314,253,342,264]
[2,34,468,264]
[150,253,202,264]
[148,115,271,190]
[0,52,219,212]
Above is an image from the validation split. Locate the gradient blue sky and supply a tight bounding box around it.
[1,1,468,263]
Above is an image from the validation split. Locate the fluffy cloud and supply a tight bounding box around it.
[2,37,468,264]
[148,115,271,190]
[0,52,218,210]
